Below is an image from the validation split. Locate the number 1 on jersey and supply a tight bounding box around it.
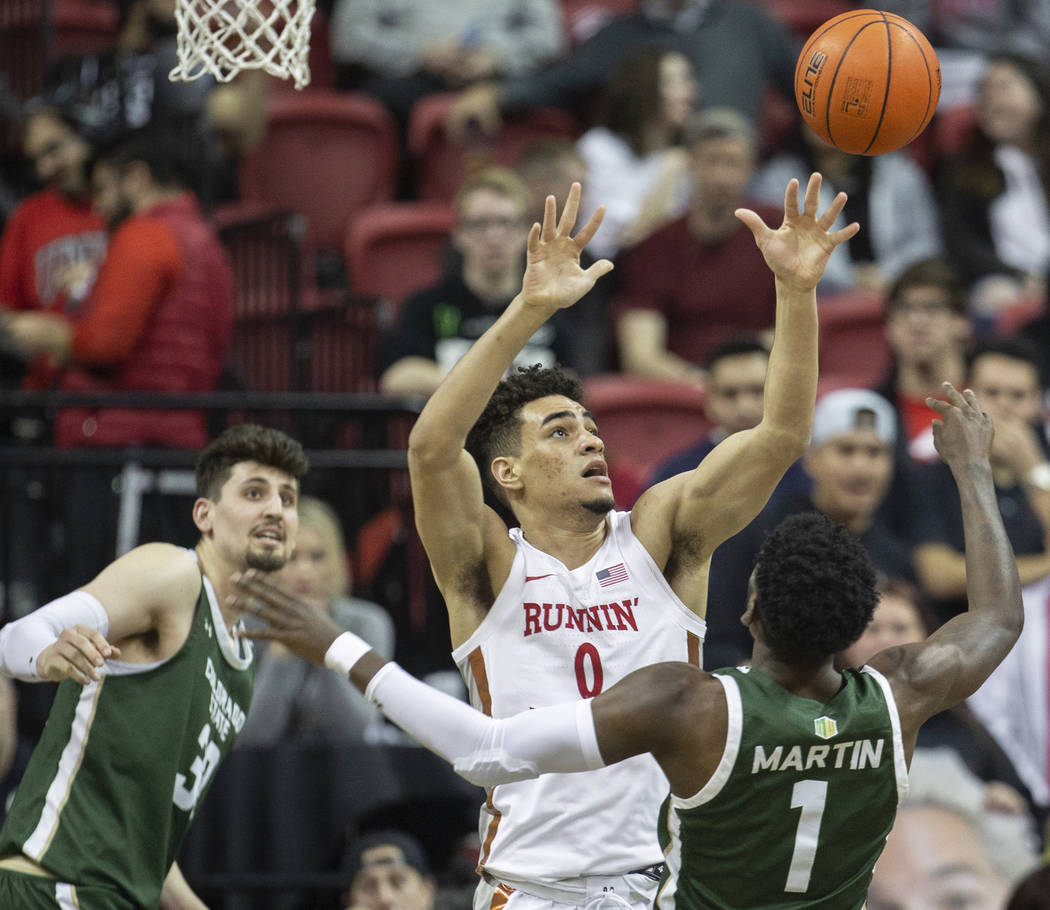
[785,779,828,893]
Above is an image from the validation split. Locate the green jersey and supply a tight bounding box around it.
[0,559,254,909]
[656,665,907,910]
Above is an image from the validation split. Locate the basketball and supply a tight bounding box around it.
[794,9,941,156]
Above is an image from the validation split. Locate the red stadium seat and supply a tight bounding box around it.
[408,93,579,201]
[818,290,891,389]
[582,374,709,506]
[345,202,455,317]
[239,91,399,254]
[212,202,308,392]
[302,287,382,393]
[53,0,118,56]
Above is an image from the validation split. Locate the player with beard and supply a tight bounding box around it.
[330,176,855,910]
[0,424,308,910]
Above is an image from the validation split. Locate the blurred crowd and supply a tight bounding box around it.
[3,0,1050,906]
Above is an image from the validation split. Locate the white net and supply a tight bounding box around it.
[169,0,315,90]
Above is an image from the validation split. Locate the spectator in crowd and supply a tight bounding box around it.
[750,122,943,295]
[340,829,436,910]
[935,54,1050,327]
[839,577,1037,823]
[1007,865,1050,910]
[0,103,106,391]
[377,167,583,395]
[2,127,234,450]
[446,0,797,142]
[0,678,33,828]
[43,0,267,206]
[913,337,1050,625]
[238,497,395,748]
[576,47,696,260]
[516,139,614,376]
[867,748,1040,910]
[968,569,1050,834]
[875,257,971,462]
[645,336,809,668]
[330,0,565,141]
[775,387,917,584]
[614,107,781,383]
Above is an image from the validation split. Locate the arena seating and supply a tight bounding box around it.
[239,91,399,257]
[818,289,892,389]
[408,93,579,202]
[344,201,455,320]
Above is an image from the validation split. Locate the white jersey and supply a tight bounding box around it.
[452,510,707,889]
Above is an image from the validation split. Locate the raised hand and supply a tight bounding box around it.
[230,570,342,665]
[927,382,994,471]
[37,625,120,685]
[735,172,860,290]
[519,182,614,313]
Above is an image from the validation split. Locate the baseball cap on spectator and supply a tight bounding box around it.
[344,829,431,881]
[812,389,897,448]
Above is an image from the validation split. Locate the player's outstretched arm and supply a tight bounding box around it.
[233,570,691,786]
[406,185,612,611]
[868,383,1023,736]
[408,182,612,472]
[636,175,859,570]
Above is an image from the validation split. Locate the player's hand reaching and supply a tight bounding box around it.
[735,172,860,291]
[37,625,120,685]
[230,570,343,665]
[519,182,614,313]
[927,382,994,473]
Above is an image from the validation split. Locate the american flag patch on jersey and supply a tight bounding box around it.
[596,563,629,587]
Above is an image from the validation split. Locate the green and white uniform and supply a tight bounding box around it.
[656,665,907,910]
[0,554,254,909]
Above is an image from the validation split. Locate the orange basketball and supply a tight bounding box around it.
[795,9,941,156]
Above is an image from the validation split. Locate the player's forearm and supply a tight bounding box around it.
[322,631,604,785]
[0,591,109,681]
[759,279,818,449]
[407,295,554,460]
[956,463,1023,634]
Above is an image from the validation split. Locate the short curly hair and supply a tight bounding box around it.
[465,365,584,500]
[196,424,309,500]
[752,512,878,662]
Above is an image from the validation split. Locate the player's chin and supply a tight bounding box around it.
[245,545,289,573]
[581,495,616,516]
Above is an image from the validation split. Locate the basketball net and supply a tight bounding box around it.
[169,0,314,90]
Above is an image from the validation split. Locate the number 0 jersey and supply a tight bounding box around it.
[656,665,908,910]
[0,554,254,909]
[453,510,707,889]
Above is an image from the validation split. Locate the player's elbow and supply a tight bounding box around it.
[755,423,810,465]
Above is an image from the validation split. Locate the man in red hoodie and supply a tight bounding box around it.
[2,126,234,449]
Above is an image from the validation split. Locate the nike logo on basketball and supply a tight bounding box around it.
[525,573,556,582]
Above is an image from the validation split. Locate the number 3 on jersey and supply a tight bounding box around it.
[173,723,220,814]
[574,643,604,697]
